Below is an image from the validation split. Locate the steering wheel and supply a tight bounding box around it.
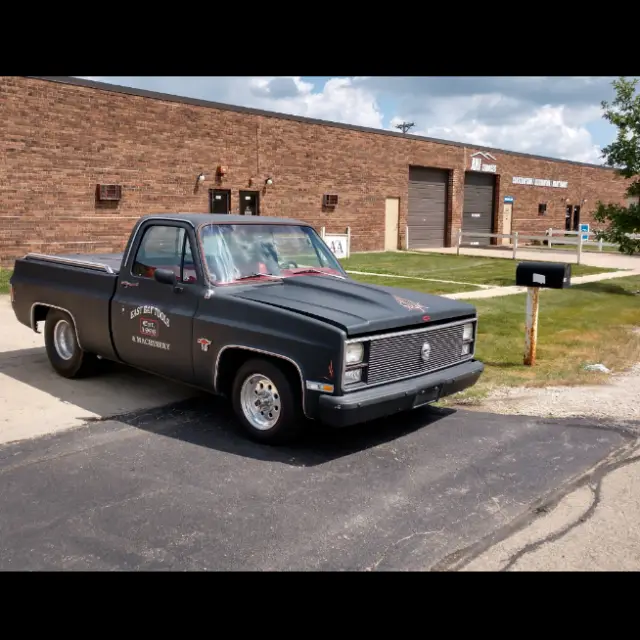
[279,260,299,269]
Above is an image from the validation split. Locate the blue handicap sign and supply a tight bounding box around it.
[579,223,590,241]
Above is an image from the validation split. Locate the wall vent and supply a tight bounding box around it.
[97,184,122,201]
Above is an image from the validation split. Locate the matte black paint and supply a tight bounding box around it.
[234,276,477,335]
[10,213,484,425]
[319,360,485,427]
[515,261,572,289]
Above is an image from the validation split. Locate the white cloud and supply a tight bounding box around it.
[246,77,384,128]
[390,95,605,164]
[81,76,621,163]
[83,75,384,129]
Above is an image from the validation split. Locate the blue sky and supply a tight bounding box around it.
[82,76,628,164]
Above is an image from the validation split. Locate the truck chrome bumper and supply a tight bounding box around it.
[317,360,484,428]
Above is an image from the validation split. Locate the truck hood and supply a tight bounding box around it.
[231,275,477,335]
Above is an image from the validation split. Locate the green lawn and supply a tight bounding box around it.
[444,275,640,404]
[341,251,615,287]
[0,269,10,295]
[348,274,479,296]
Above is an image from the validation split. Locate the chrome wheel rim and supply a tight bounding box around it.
[53,319,75,360]
[240,374,281,431]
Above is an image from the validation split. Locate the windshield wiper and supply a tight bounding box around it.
[289,268,346,279]
[233,272,283,282]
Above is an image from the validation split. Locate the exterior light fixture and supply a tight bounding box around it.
[197,173,205,183]
[265,177,273,186]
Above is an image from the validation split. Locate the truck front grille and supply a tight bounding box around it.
[364,321,473,387]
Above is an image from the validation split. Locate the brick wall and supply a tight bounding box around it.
[0,76,631,267]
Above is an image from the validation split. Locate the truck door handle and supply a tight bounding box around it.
[173,285,184,294]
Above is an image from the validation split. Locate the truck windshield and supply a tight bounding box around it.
[198,223,347,285]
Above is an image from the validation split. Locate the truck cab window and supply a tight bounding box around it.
[199,223,345,284]
[132,225,197,283]
[180,233,197,283]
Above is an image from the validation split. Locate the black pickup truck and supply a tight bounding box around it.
[10,213,483,443]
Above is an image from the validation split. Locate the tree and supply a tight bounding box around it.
[593,77,640,255]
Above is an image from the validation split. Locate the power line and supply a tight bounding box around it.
[395,121,415,134]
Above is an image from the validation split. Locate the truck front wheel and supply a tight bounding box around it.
[231,358,302,444]
[44,309,99,379]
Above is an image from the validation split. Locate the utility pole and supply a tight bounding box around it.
[395,121,415,134]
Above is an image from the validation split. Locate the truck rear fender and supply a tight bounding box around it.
[30,303,82,345]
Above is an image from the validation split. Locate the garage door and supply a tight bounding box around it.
[463,172,496,246]
[408,167,449,249]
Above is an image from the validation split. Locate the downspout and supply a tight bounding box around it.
[256,121,260,178]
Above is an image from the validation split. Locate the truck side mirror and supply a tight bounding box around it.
[154,268,177,286]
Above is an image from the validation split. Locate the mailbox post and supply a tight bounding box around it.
[515,261,571,366]
[524,287,540,366]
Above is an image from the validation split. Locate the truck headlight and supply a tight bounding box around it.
[462,323,474,342]
[345,342,364,365]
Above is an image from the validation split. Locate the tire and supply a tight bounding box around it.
[44,309,100,379]
[231,358,303,444]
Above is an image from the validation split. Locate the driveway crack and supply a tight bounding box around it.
[499,451,640,571]
[432,436,640,572]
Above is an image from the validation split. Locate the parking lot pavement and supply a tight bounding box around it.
[0,297,195,445]
[0,397,630,571]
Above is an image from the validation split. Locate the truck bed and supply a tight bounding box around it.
[26,252,124,275]
[11,251,124,362]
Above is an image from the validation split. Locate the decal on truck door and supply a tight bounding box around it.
[140,318,159,338]
[132,335,171,350]
[130,305,172,351]
[130,305,171,327]
[197,338,212,352]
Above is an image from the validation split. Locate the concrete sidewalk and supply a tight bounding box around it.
[445,267,640,300]
[0,296,197,446]
[419,246,640,271]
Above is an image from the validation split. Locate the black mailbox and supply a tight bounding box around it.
[515,261,571,289]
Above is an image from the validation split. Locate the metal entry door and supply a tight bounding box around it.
[210,189,231,214]
[239,191,260,216]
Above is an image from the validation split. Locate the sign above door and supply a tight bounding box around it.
[470,152,497,173]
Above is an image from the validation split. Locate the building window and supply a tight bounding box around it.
[538,203,547,216]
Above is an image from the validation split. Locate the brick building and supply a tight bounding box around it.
[0,75,630,267]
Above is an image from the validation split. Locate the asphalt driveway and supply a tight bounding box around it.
[0,395,630,571]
